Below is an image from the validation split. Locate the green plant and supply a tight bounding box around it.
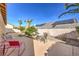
[24,19,32,28]
[18,26,25,32]
[58,3,79,18]
[24,26,38,37]
[13,26,18,29]
[18,20,22,28]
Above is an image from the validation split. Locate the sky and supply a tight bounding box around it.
[7,3,79,26]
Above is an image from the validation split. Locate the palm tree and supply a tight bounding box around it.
[58,3,79,18]
[25,19,32,28]
[18,20,22,28]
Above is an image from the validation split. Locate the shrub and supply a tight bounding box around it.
[18,26,25,32]
[24,26,38,37]
[13,26,18,29]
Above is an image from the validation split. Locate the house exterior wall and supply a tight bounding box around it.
[0,3,6,35]
[0,10,6,34]
[0,3,6,24]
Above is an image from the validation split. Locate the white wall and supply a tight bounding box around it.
[38,28,76,37]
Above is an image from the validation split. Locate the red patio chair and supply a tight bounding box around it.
[2,40,25,56]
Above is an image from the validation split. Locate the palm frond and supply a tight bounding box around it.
[65,3,79,10]
[58,8,79,18]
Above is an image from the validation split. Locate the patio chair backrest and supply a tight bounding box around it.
[8,41,20,47]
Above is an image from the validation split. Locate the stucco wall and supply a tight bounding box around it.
[33,40,45,56]
[34,28,76,56]
[38,28,76,36]
[0,11,5,34]
[33,39,59,56]
[33,39,79,56]
[47,42,79,56]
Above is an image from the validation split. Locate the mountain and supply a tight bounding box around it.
[36,18,78,29]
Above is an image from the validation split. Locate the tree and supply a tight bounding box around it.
[24,19,32,28]
[58,3,79,18]
[18,20,25,31]
[18,20,22,28]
